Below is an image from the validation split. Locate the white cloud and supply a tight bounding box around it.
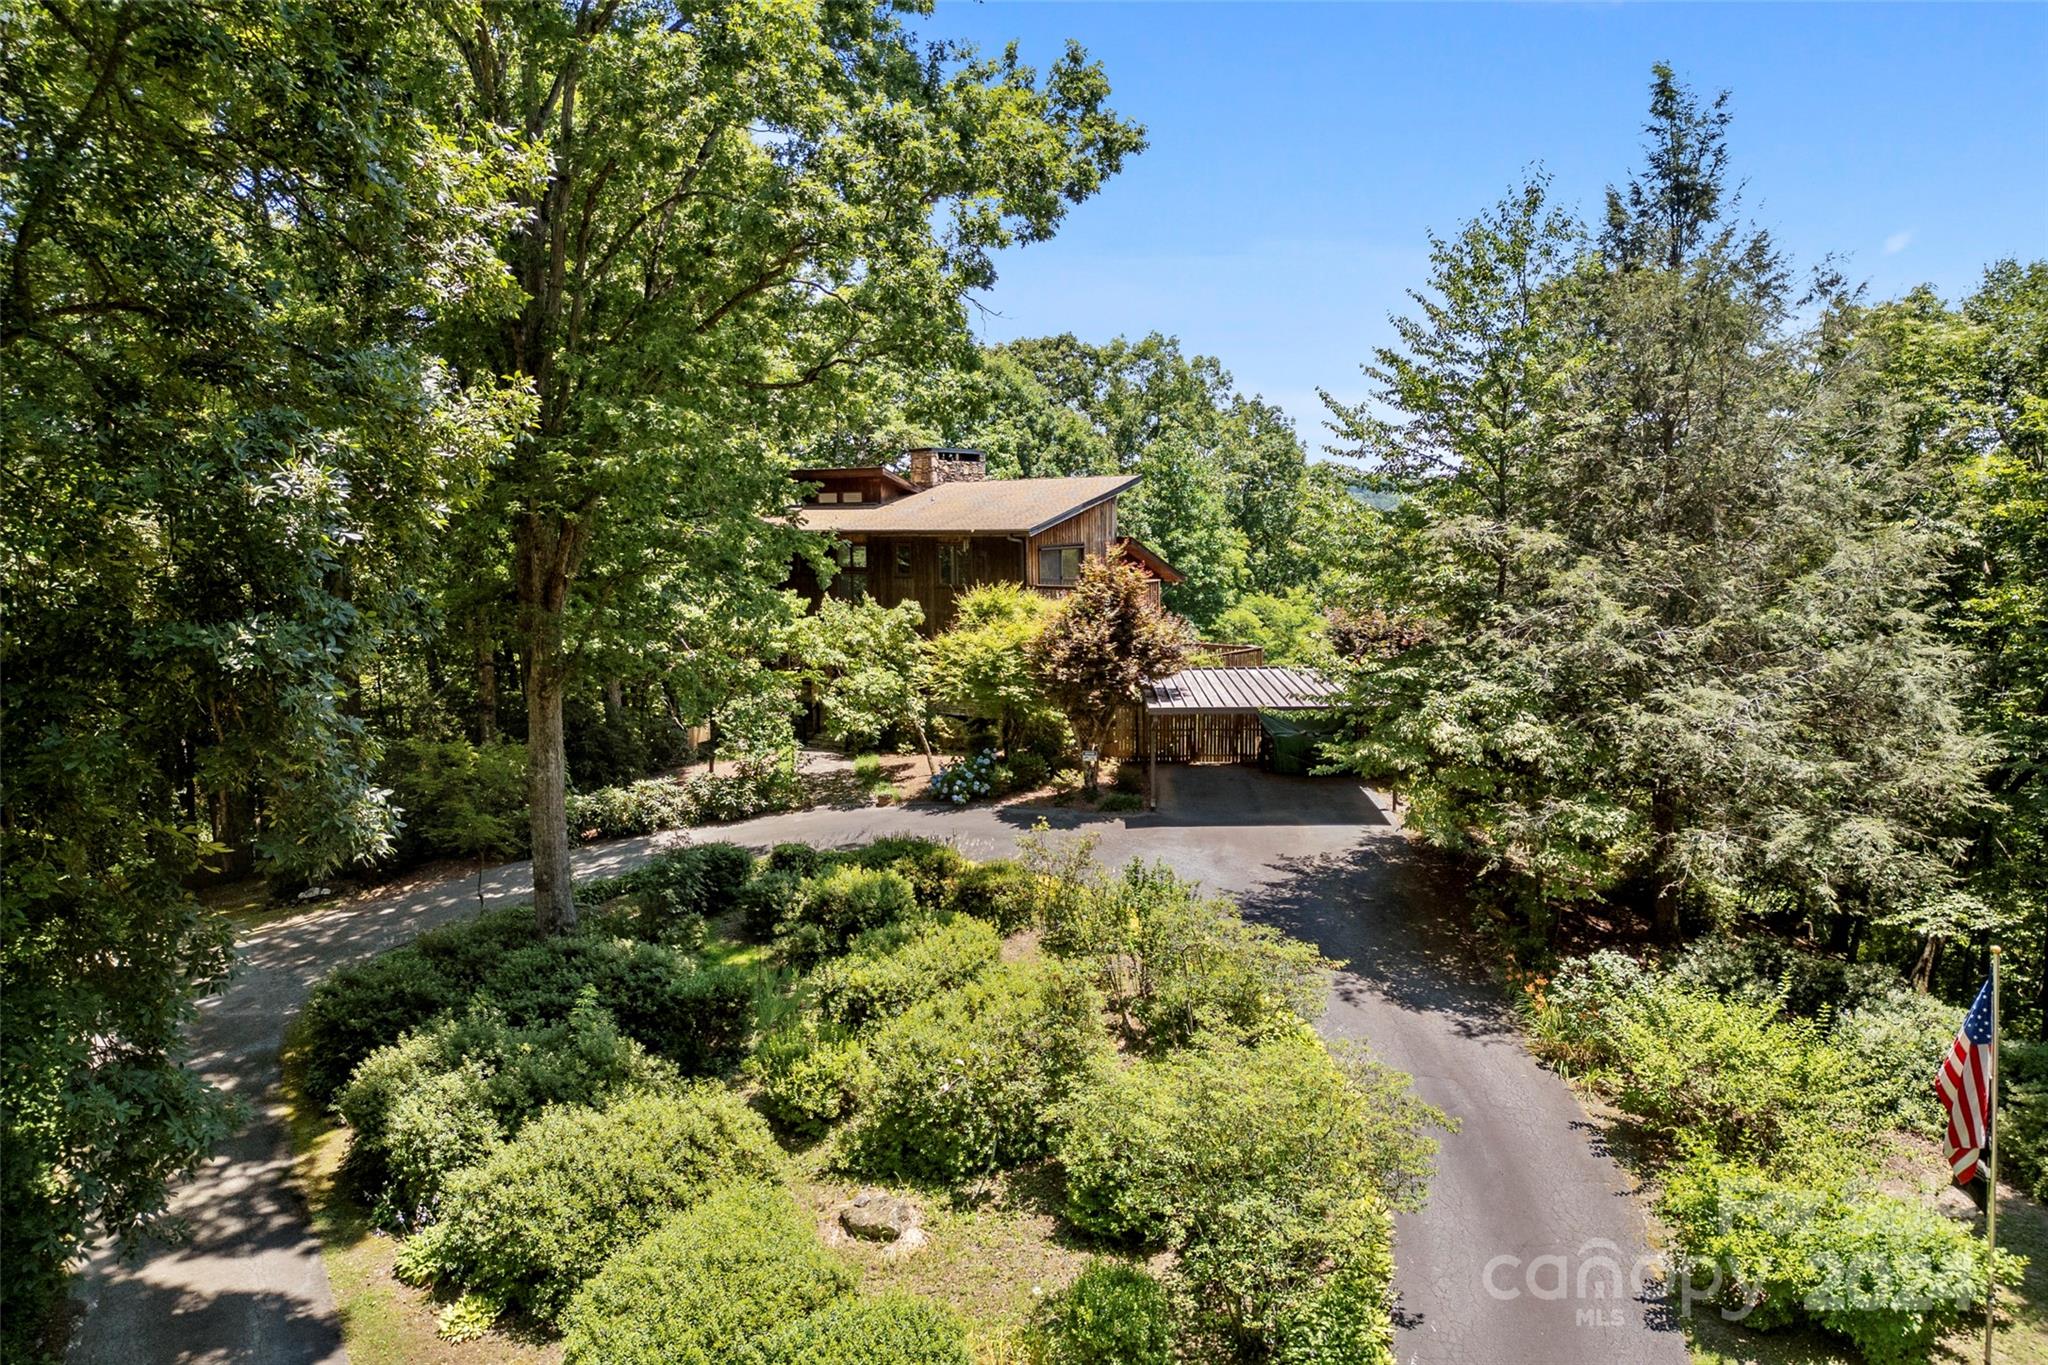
[1883,230,1915,256]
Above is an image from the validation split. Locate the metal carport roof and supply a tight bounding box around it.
[1140,666,1339,715]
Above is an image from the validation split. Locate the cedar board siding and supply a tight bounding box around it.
[1024,501,1117,588]
[815,533,1026,632]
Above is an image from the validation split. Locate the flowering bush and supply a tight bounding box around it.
[926,751,1015,805]
[565,765,800,840]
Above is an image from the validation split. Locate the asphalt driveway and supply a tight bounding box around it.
[70,766,1683,1365]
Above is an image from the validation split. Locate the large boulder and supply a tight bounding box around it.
[839,1188,921,1242]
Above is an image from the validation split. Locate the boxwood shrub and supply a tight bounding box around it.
[774,865,917,968]
[395,1087,780,1326]
[336,996,675,1225]
[298,908,540,1104]
[559,1182,855,1364]
[756,1292,972,1365]
[851,959,1111,1183]
[943,858,1036,932]
[843,837,969,911]
[809,915,1002,1031]
[1055,1033,1443,1246]
[746,1018,875,1138]
[1034,1260,1175,1365]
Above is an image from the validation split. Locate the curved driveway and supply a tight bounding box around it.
[70,768,1683,1365]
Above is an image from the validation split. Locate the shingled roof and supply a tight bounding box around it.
[793,475,1138,537]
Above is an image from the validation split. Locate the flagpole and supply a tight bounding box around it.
[1986,946,2001,1365]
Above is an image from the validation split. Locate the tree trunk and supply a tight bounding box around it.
[1649,786,1681,941]
[524,648,575,931]
[1911,935,1942,993]
[517,511,588,933]
[476,639,498,744]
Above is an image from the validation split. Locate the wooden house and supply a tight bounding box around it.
[786,447,1181,630]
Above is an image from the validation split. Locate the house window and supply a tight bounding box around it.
[1037,544,1083,585]
[816,491,840,504]
[894,544,913,576]
[840,489,862,504]
[938,544,963,587]
[833,541,867,570]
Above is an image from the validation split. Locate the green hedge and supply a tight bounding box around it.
[298,908,539,1104]
[843,836,971,911]
[851,959,1111,1183]
[565,768,799,841]
[943,858,1036,932]
[300,911,748,1107]
[1053,1034,1436,1364]
[809,915,1002,1031]
[395,1087,780,1326]
[559,1182,855,1364]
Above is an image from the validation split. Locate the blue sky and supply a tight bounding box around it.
[916,2,2048,453]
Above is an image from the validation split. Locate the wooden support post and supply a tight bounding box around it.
[1147,705,1157,810]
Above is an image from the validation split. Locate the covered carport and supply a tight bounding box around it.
[1138,666,1340,808]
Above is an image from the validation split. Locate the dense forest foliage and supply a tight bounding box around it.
[1320,70,2045,1031]
[2,0,2039,1353]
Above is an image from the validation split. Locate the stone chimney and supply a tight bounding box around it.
[906,447,985,489]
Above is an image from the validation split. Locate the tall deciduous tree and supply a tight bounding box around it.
[416,2,1143,929]
[1,1,519,1352]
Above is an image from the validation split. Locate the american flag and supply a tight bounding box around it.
[1936,978,1997,1184]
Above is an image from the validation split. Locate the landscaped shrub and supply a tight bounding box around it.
[845,836,970,910]
[746,1018,875,1137]
[396,1087,781,1327]
[1661,1148,2011,1364]
[298,908,540,1105]
[2001,1043,2048,1204]
[464,932,751,1075]
[852,959,1112,1183]
[336,997,676,1224]
[1522,949,1656,1074]
[809,915,1002,1031]
[1176,1189,1395,1365]
[639,842,756,928]
[928,750,1008,805]
[756,1292,973,1365]
[558,1182,856,1364]
[1833,988,1955,1137]
[738,868,807,941]
[943,858,1035,932]
[1034,1260,1175,1365]
[774,865,917,968]
[1008,750,1052,791]
[564,769,800,843]
[1608,984,1867,1163]
[566,778,695,839]
[1049,860,1332,1050]
[1055,1032,1444,1246]
[766,842,827,878]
